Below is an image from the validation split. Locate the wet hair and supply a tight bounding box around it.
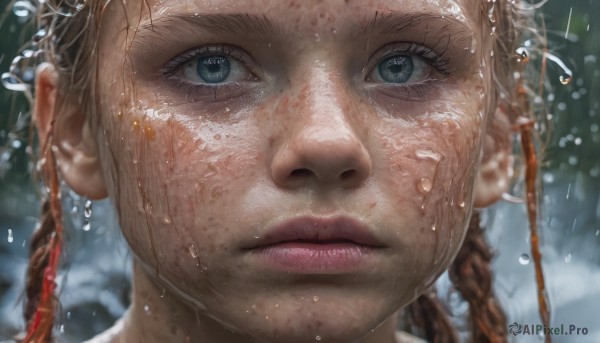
[7,0,549,342]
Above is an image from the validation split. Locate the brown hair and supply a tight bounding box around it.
[13,0,548,342]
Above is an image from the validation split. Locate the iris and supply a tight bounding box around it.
[197,56,231,83]
[377,55,414,83]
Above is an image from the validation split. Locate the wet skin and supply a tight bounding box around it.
[47,0,504,342]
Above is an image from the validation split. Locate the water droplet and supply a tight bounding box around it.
[274,303,279,308]
[67,311,71,319]
[560,74,573,85]
[314,33,321,42]
[84,200,92,218]
[7,229,13,243]
[82,220,91,231]
[419,178,433,193]
[415,148,441,162]
[189,244,198,258]
[574,137,582,145]
[515,47,529,63]
[11,140,22,149]
[1,72,29,92]
[144,304,150,313]
[458,201,465,208]
[596,230,599,237]
[519,253,530,265]
[59,324,64,333]
[70,205,79,214]
[565,253,572,263]
[315,335,322,341]
[431,224,436,231]
[33,28,47,43]
[162,214,172,224]
[12,1,36,20]
[313,296,319,302]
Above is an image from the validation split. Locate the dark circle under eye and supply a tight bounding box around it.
[197,56,231,83]
[377,55,414,83]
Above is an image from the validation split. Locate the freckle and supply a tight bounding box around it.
[144,124,156,140]
[131,119,141,131]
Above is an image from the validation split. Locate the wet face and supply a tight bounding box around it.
[89,0,492,341]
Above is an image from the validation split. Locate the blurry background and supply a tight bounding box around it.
[0,0,599,342]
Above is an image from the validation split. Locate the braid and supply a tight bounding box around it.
[20,136,64,343]
[449,211,507,343]
[408,290,459,343]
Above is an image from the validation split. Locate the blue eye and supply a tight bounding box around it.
[377,55,414,83]
[197,55,231,83]
[176,48,255,86]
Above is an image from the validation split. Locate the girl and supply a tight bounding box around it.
[14,0,547,342]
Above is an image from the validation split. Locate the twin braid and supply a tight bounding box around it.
[409,212,508,343]
[20,138,64,343]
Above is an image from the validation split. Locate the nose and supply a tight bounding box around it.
[270,76,372,190]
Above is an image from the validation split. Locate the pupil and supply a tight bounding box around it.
[197,56,231,83]
[378,55,414,83]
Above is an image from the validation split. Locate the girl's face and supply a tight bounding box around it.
[52,0,503,341]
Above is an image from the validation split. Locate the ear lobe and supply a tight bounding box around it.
[473,108,512,208]
[34,63,108,200]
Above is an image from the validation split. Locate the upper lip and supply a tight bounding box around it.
[244,215,385,249]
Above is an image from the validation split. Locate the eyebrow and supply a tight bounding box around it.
[139,13,281,37]
[360,11,472,39]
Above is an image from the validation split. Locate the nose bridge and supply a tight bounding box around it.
[270,63,372,189]
[303,69,355,141]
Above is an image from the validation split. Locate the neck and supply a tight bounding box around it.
[116,261,400,343]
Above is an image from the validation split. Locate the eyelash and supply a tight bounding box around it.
[160,45,258,100]
[363,42,452,101]
[160,42,452,102]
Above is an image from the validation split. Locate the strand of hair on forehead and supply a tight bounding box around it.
[19,132,63,343]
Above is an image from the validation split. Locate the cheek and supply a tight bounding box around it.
[100,107,262,281]
[377,111,483,283]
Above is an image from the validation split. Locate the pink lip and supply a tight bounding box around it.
[243,215,385,273]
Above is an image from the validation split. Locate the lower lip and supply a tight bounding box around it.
[246,242,379,273]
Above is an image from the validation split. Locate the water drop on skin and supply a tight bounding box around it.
[7,229,13,243]
[313,296,319,302]
[519,253,530,265]
[189,244,198,259]
[82,220,91,232]
[565,253,572,263]
[315,336,322,341]
[419,178,433,193]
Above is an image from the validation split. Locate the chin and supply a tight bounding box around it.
[217,298,395,343]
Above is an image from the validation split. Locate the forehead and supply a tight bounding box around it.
[135,0,478,31]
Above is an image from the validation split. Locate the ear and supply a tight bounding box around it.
[34,63,108,200]
[473,108,512,208]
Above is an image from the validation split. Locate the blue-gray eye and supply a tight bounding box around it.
[197,56,231,83]
[377,55,414,83]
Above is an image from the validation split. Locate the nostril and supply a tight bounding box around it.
[339,169,356,181]
[290,168,313,178]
